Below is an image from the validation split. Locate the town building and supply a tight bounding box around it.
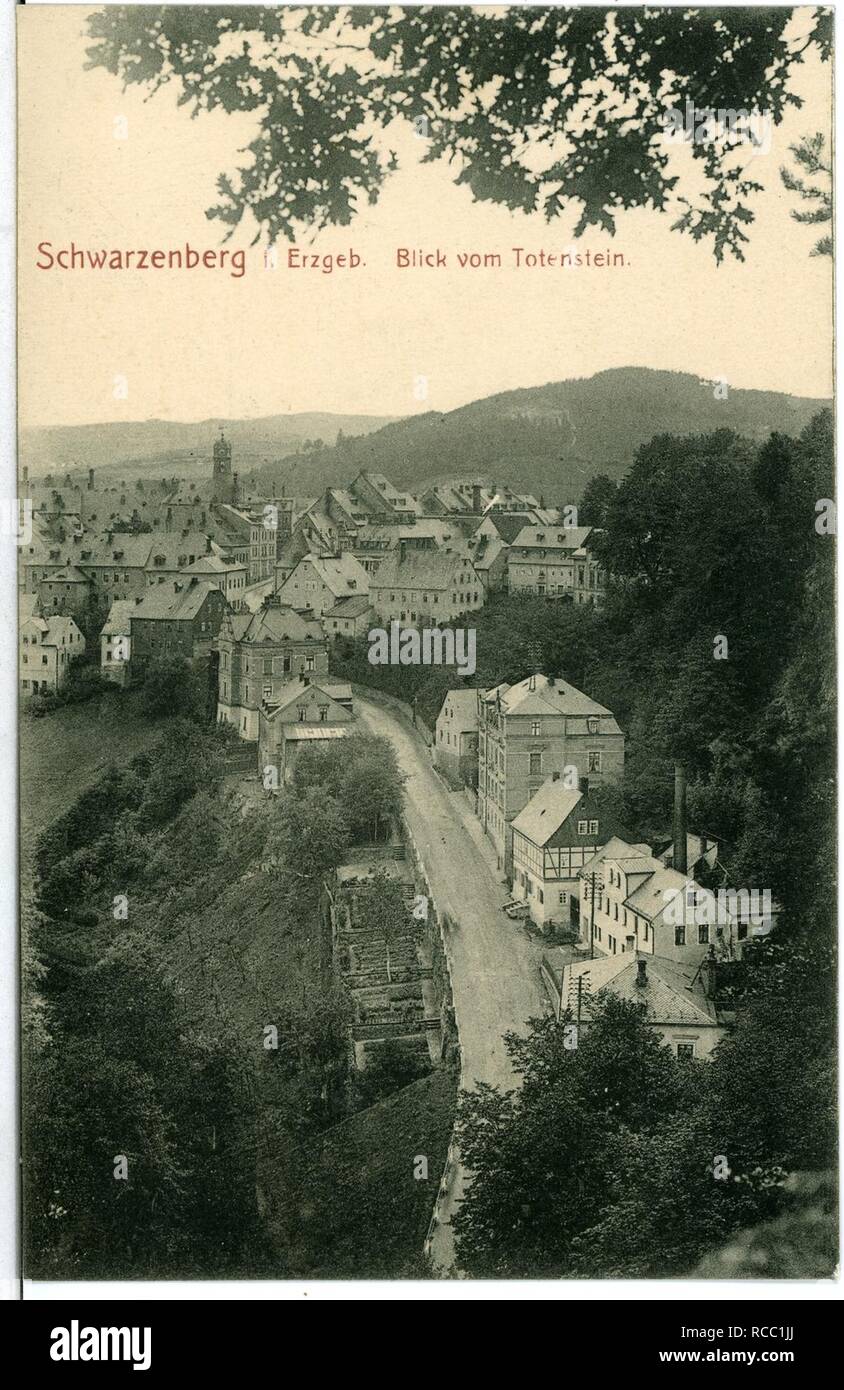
[275,552,369,617]
[575,836,737,964]
[37,565,92,620]
[507,524,605,605]
[368,546,484,625]
[478,673,625,873]
[183,553,248,604]
[258,676,355,784]
[19,608,85,695]
[129,578,227,669]
[99,598,136,686]
[322,593,375,640]
[216,600,328,740]
[433,689,480,787]
[348,471,419,524]
[510,775,628,932]
[544,950,726,1060]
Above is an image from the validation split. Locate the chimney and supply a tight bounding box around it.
[87,467,94,491]
[472,483,481,514]
[673,762,688,875]
[701,946,718,999]
[579,775,589,795]
[399,539,407,564]
[551,770,560,782]
[636,959,648,988]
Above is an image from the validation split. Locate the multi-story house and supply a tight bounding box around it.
[183,553,248,604]
[507,524,605,606]
[322,594,375,640]
[511,774,628,930]
[37,564,92,620]
[348,471,419,524]
[478,672,625,874]
[258,675,355,784]
[100,599,136,686]
[19,607,85,696]
[547,952,726,1060]
[368,546,484,625]
[130,578,226,669]
[216,600,328,740]
[275,552,369,618]
[576,836,737,965]
[433,689,480,787]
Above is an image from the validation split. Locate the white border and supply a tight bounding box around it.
[6,0,843,1303]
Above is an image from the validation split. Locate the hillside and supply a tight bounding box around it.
[19,411,398,482]
[250,367,829,504]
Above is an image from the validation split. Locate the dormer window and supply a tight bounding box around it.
[587,717,599,734]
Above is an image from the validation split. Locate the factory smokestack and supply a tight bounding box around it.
[673,762,688,875]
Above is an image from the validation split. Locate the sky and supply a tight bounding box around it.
[17,4,834,429]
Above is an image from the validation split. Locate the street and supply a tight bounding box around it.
[357,695,550,1270]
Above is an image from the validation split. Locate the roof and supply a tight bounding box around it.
[18,593,41,622]
[183,554,245,575]
[563,953,720,1028]
[44,614,83,644]
[285,552,370,597]
[371,547,477,590]
[101,599,137,636]
[41,565,90,584]
[220,604,324,644]
[510,524,594,552]
[284,725,352,741]
[483,673,621,731]
[437,688,481,731]
[323,594,373,619]
[132,579,218,622]
[511,780,583,847]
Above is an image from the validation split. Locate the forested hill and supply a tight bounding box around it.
[248,368,828,503]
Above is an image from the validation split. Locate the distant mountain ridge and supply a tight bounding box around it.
[19,412,398,480]
[20,370,828,503]
[249,368,830,502]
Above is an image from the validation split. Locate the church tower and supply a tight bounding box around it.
[212,429,235,504]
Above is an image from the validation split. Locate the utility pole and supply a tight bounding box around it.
[581,869,603,960]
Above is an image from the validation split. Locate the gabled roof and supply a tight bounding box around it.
[483,673,621,730]
[323,594,373,619]
[45,614,84,644]
[510,524,594,552]
[564,953,720,1027]
[220,603,324,644]
[132,579,218,622]
[101,599,137,636]
[42,565,90,584]
[370,547,477,590]
[511,780,583,847]
[437,688,481,732]
[183,554,245,576]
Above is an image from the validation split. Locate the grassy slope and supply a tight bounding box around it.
[259,1069,457,1278]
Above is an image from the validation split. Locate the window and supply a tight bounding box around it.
[675,924,686,946]
[676,1042,696,1060]
[698,924,710,945]
[577,819,588,834]
[306,654,315,672]
[587,750,602,773]
[587,717,599,734]
[529,752,542,775]
[588,819,599,835]
[558,891,567,905]
[531,720,541,736]
[318,705,328,722]
[297,706,306,721]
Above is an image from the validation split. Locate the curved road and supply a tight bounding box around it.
[357,695,550,1270]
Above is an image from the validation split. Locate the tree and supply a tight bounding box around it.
[355,867,414,983]
[139,656,205,721]
[578,473,617,528]
[781,132,832,256]
[85,6,831,261]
